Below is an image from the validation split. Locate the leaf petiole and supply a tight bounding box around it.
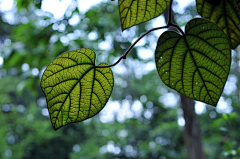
[237,0,240,10]
[96,0,177,68]
[95,26,168,68]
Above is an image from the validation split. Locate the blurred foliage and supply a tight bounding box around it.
[0,0,240,159]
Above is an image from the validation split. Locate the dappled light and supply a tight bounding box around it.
[0,0,240,158]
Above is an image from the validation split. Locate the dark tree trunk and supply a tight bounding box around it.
[163,5,206,159]
[180,95,205,159]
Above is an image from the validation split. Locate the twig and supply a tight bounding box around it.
[237,0,240,10]
[95,26,168,68]
[95,0,185,68]
[167,0,174,25]
[170,23,185,36]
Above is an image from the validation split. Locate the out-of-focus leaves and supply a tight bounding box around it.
[155,18,231,106]
[196,0,240,49]
[41,49,114,130]
[212,118,225,128]
[16,0,42,10]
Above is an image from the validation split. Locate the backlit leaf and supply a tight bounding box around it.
[196,0,240,49]
[119,0,171,30]
[155,18,231,106]
[41,48,114,130]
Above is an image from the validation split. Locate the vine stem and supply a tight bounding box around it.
[237,0,240,10]
[170,23,185,36]
[95,25,168,68]
[95,0,184,68]
[168,0,174,24]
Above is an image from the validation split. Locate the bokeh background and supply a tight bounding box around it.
[0,0,240,158]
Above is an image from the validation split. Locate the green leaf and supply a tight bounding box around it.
[222,114,229,120]
[212,118,224,128]
[119,0,171,30]
[155,18,231,106]
[41,48,114,130]
[205,0,221,6]
[196,0,240,49]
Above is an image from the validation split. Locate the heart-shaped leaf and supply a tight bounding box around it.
[196,0,240,49]
[119,0,171,30]
[155,18,231,106]
[41,48,114,130]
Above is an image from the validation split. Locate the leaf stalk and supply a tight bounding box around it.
[95,0,185,68]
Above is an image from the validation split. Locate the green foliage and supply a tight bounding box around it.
[1,0,240,158]
[39,0,239,129]
[16,0,42,10]
[41,49,114,130]
[196,0,240,49]
[155,18,231,106]
[118,0,171,30]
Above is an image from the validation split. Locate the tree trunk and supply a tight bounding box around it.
[163,5,206,159]
[180,95,205,159]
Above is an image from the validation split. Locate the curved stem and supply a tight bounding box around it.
[95,26,168,68]
[170,23,185,36]
[95,0,186,68]
[167,0,174,25]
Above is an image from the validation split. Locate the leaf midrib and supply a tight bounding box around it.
[53,66,94,128]
[183,35,214,104]
[43,63,93,81]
